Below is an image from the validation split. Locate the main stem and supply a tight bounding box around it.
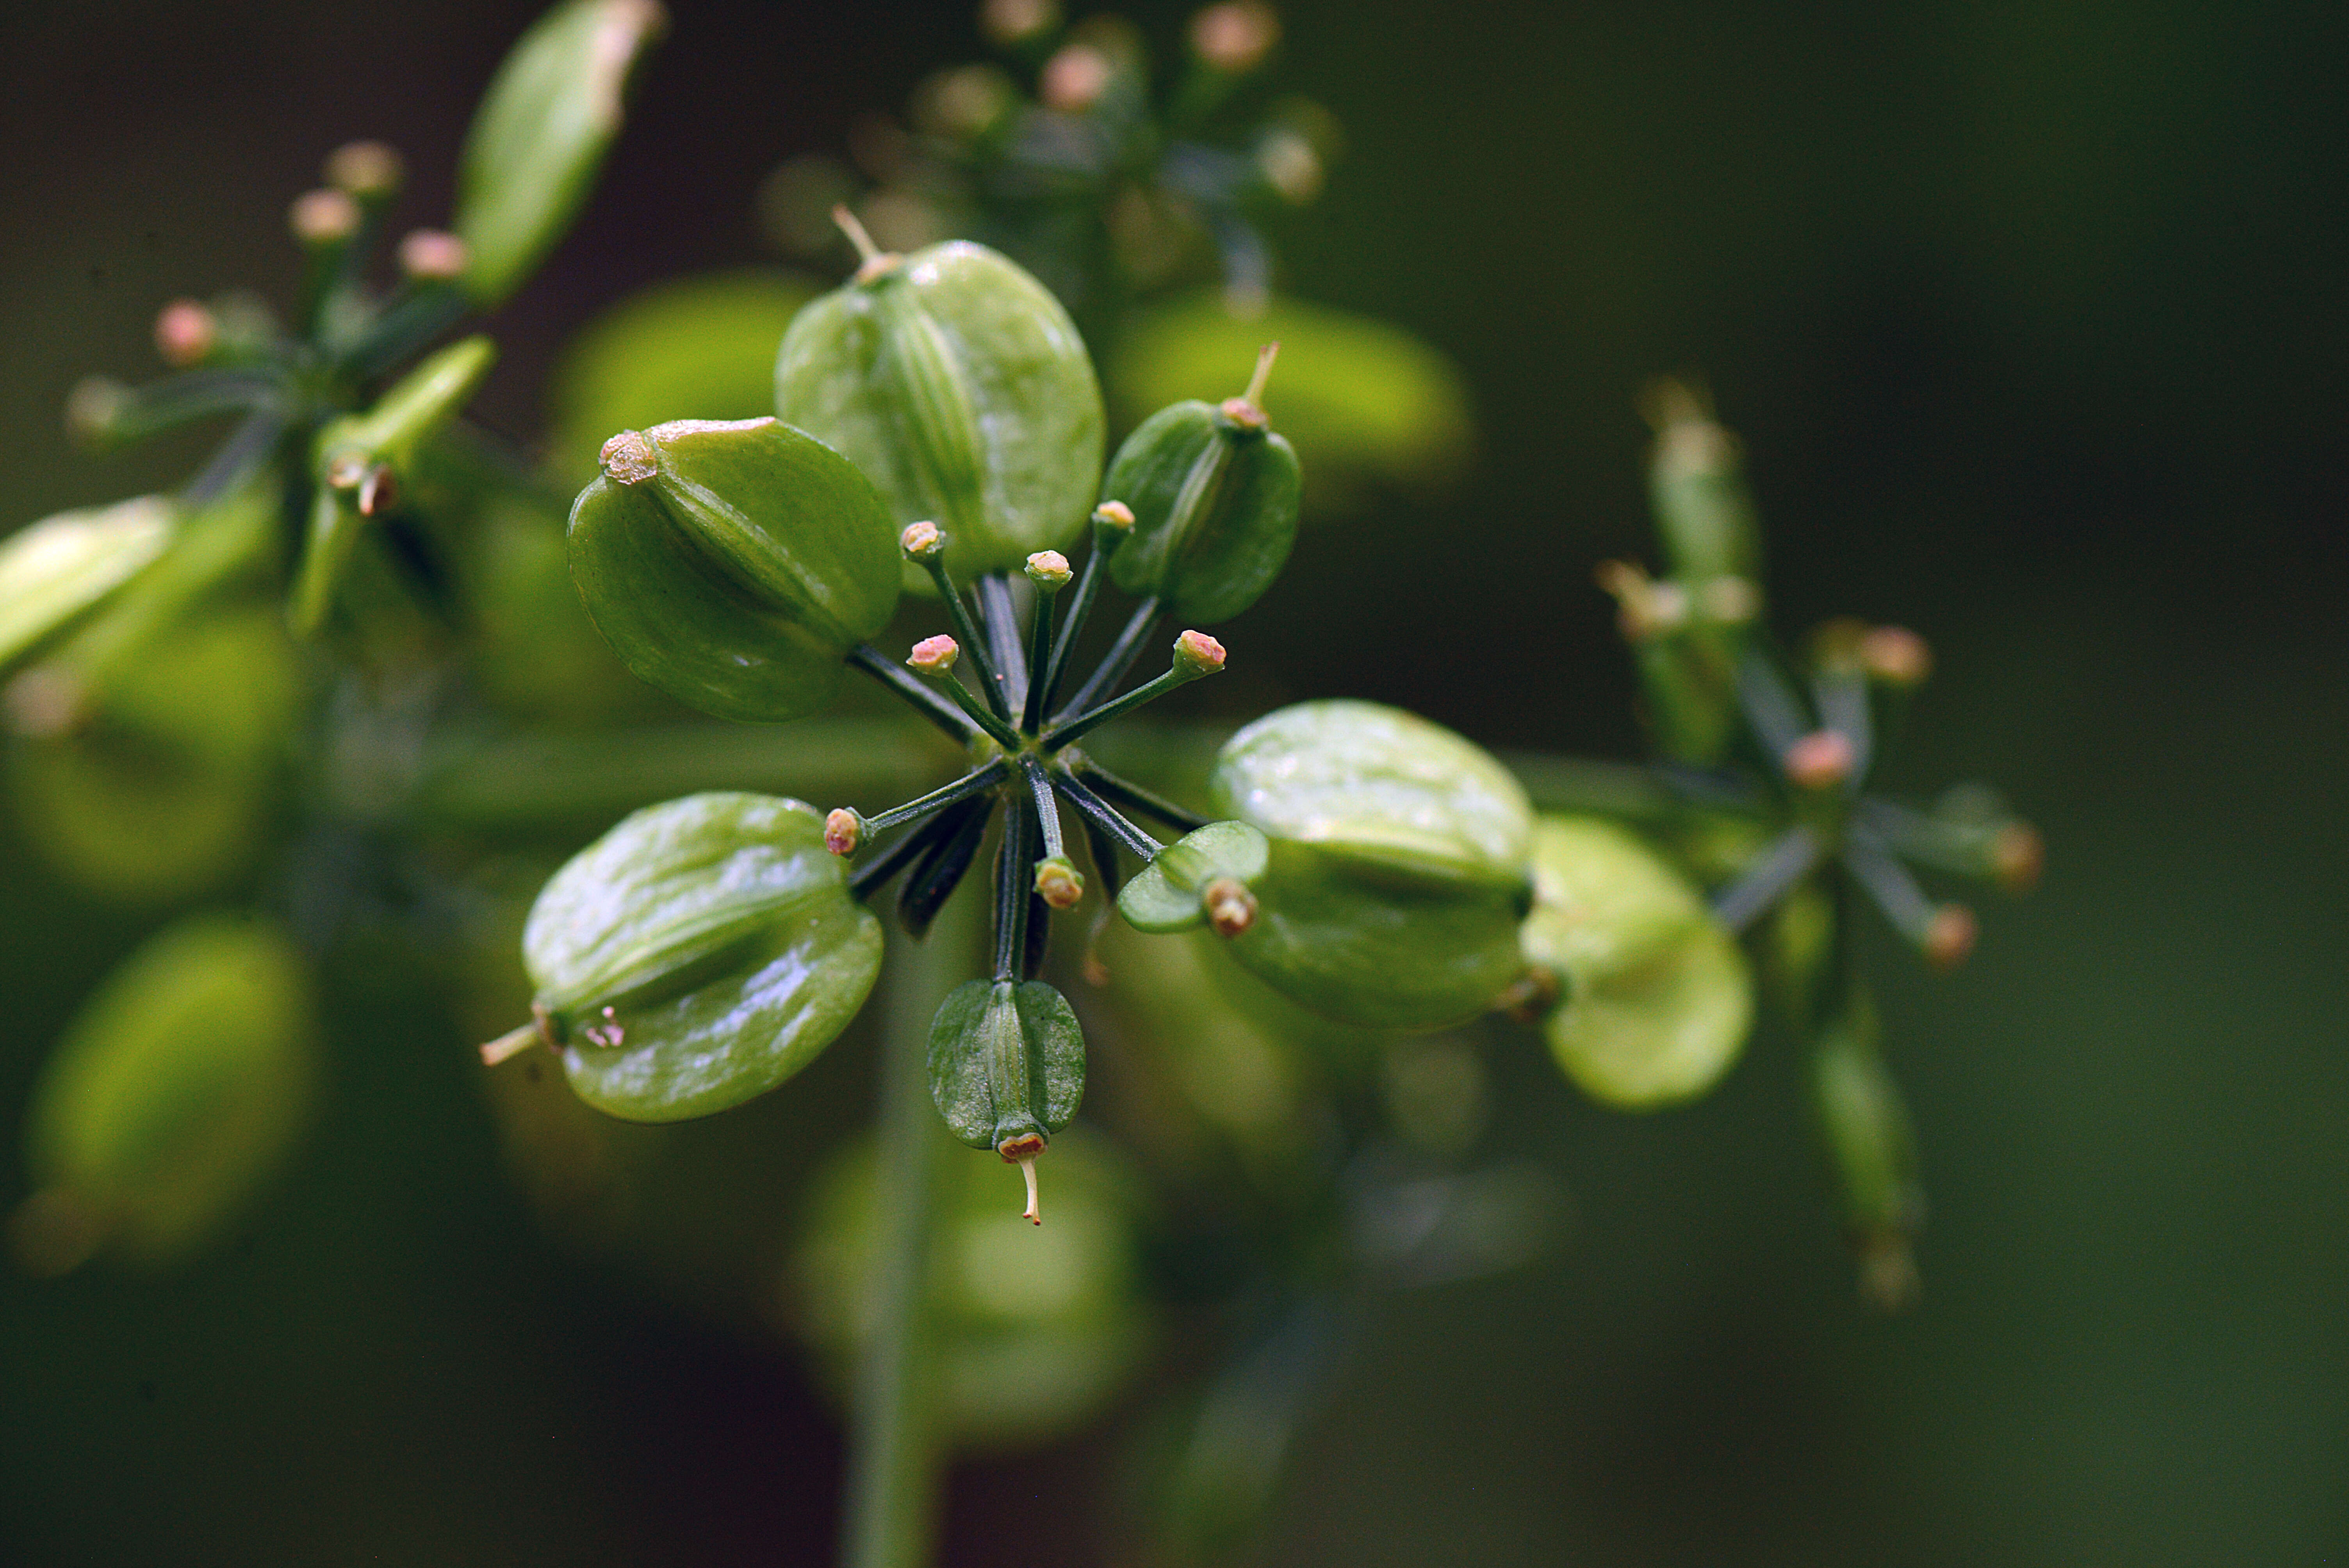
[841,901,966,1568]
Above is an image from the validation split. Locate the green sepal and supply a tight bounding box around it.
[927,977,1085,1150]
[1519,816,1752,1109]
[1221,838,1530,1032]
[454,0,667,306]
[522,791,883,1122]
[565,416,900,722]
[1212,699,1533,891]
[1116,820,1268,933]
[20,913,315,1272]
[0,496,175,670]
[1101,399,1300,624]
[775,240,1105,586]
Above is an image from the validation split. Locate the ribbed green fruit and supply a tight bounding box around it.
[1101,398,1299,624]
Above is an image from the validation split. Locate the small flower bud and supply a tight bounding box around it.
[356,463,398,517]
[900,520,945,560]
[1783,729,1855,791]
[1092,500,1134,532]
[1925,904,1978,971]
[1034,855,1085,909]
[65,377,129,443]
[1041,43,1112,112]
[980,0,1059,45]
[397,229,469,282]
[1991,823,2044,894]
[1860,625,1933,687]
[1202,876,1256,937]
[324,140,404,199]
[1025,550,1072,590]
[1172,629,1227,677]
[1191,1,1280,72]
[597,430,658,485]
[289,187,360,245]
[1257,129,1323,204]
[824,808,863,857]
[907,634,959,675]
[153,299,217,368]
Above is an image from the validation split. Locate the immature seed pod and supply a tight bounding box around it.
[1116,820,1269,933]
[927,978,1085,1219]
[522,792,883,1122]
[566,417,900,722]
[776,239,1105,586]
[1100,360,1301,624]
[1809,993,1923,1310]
[1517,816,1753,1109]
[0,495,174,671]
[14,914,315,1276]
[1206,700,1535,1030]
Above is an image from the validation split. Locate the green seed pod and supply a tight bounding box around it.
[927,978,1085,1162]
[0,495,174,670]
[1518,816,1753,1109]
[1208,700,1534,1030]
[775,240,1105,586]
[566,416,900,723]
[1809,991,1923,1310]
[1641,378,1761,585]
[1117,820,1268,934]
[1100,390,1301,625]
[14,914,315,1276]
[522,791,883,1122]
[790,1128,1153,1452]
[454,0,667,306]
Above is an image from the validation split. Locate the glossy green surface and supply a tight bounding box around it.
[454,0,665,305]
[1212,699,1533,888]
[523,792,882,1122]
[791,1128,1153,1452]
[0,496,173,669]
[1117,820,1269,933]
[565,415,900,723]
[21,913,315,1270]
[1520,816,1753,1108]
[1102,399,1301,624]
[775,241,1104,585]
[927,977,1084,1150]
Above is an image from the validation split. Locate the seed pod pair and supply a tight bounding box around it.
[520,792,883,1121]
[927,978,1085,1222]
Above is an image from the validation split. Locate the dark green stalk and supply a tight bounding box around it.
[976,573,1028,720]
[1021,582,1058,734]
[848,644,979,743]
[915,556,1007,720]
[1068,762,1208,834]
[900,800,992,937]
[1712,824,1822,932]
[1020,755,1068,859]
[1052,770,1162,861]
[1037,544,1109,718]
[862,759,1011,837]
[994,795,1032,980]
[182,409,289,508]
[925,665,1026,752]
[1044,660,1205,752]
[1735,645,1811,761]
[1052,597,1160,726]
[77,368,283,450]
[1842,832,1936,944]
[1813,667,1874,787]
[849,797,983,900]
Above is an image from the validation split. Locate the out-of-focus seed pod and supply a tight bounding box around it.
[522,792,883,1122]
[1809,992,1924,1310]
[776,239,1105,588]
[1101,353,1300,624]
[1641,377,1760,585]
[454,0,667,306]
[13,914,315,1275]
[1518,816,1753,1109]
[0,497,175,672]
[790,1127,1153,1452]
[1207,700,1534,1030]
[565,416,900,722]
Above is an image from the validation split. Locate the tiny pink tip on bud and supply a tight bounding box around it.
[900,520,944,559]
[1925,903,1978,971]
[1040,42,1112,113]
[397,229,469,282]
[1202,876,1256,937]
[824,808,863,857]
[153,299,217,368]
[599,430,658,485]
[289,187,360,246]
[1034,856,1085,909]
[1992,823,2044,894]
[907,634,960,675]
[1172,629,1227,677]
[1092,499,1135,531]
[1859,625,1934,687]
[1782,729,1855,791]
[1025,550,1072,590]
[980,0,1059,46]
[1191,1,1281,73]
[356,464,399,517]
[324,139,404,199]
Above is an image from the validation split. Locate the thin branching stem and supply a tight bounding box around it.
[1712,824,1821,932]
[848,644,979,743]
[1068,762,1209,834]
[862,759,1011,837]
[1052,770,1162,861]
[1020,755,1068,859]
[849,795,983,900]
[994,794,1031,981]
[916,557,1007,720]
[1051,597,1160,726]
[1037,545,1108,718]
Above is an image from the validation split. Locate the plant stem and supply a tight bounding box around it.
[916,558,1009,721]
[976,573,1028,720]
[840,902,968,1568]
[1052,770,1162,860]
[863,758,1010,837]
[1051,597,1160,726]
[849,645,980,743]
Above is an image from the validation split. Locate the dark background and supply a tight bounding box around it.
[2,0,2344,1562]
